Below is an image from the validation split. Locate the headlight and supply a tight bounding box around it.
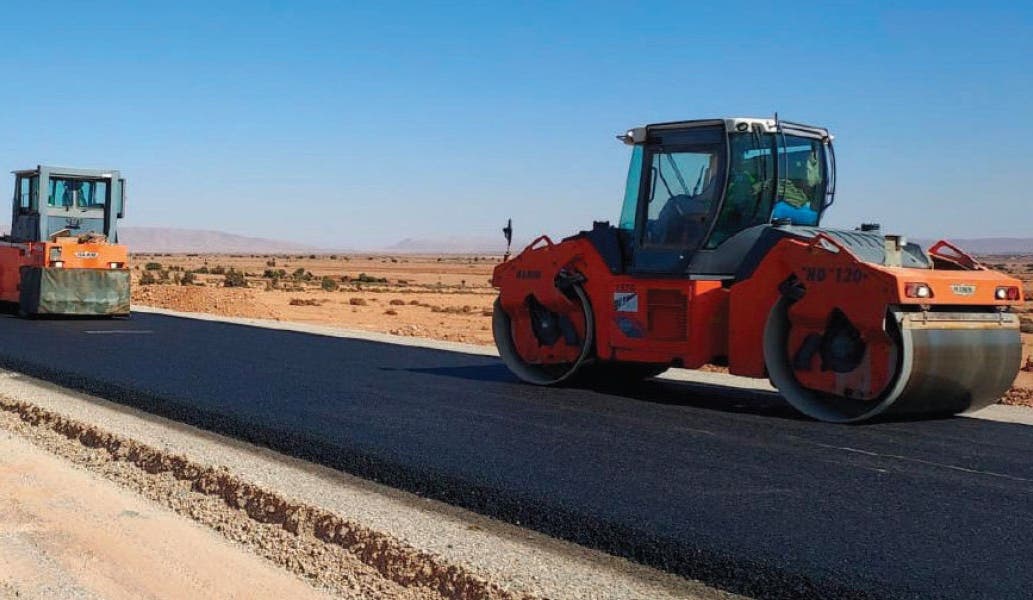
[109,262,122,269]
[904,282,932,298]
[996,286,1021,301]
[51,260,64,268]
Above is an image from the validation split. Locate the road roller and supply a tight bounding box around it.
[1,166,130,316]
[491,117,1023,423]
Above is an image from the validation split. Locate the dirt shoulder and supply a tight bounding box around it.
[0,430,332,600]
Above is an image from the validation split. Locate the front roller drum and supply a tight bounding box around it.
[19,267,131,317]
[765,298,1021,423]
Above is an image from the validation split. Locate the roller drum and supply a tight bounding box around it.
[879,311,1021,418]
[765,300,1021,423]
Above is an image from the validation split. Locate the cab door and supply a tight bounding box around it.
[629,125,727,275]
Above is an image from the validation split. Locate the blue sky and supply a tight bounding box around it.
[0,1,1030,249]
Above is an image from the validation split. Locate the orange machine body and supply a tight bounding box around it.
[493,232,1022,402]
[0,238,129,303]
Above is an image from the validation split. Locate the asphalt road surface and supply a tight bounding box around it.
[1,312,1030,600]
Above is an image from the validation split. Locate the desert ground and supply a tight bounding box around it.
[129,252,1033,407]
[131,253,498,345]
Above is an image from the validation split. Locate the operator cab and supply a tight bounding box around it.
[617,118,835,276]
[10,166,125,243]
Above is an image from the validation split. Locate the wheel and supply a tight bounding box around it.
[493,283,594,385]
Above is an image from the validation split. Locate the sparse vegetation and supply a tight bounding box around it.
[145,262,162,270]
[130,253,505,346]
[222,269,247,287]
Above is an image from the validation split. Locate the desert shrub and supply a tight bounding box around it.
[193,266,209,274]
[266,259,276,267]
[481,308,493,317]
[1021,316,1033,334]
[180,271,196,286]
[349,297,367,306]
[329,255,337,260]
[292,267,313,281]
[321,276,339,291]
[158,269,170,282]
[408,300,421,305]
[431,304,473,314]
[384,309,398,316]
[223,269,247,288]
[210,265,226,275]
[289,298,321,306]
[355,273,388,284]
[144,262,162,270]
[309,254,316,259]
[389,299,406,306]
[139,271,157,285]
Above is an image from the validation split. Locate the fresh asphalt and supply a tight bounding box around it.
[0,312,1030,600]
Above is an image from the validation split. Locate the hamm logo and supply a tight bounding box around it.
[613,292,639,312]
[74,251,98,258]
[950,283,975,296]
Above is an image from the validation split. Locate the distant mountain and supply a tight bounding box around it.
[108,228,1033,257]
[915,238,1033,256]
[387,235,1033,256]
[120,227,317,254]
[385,236,511,254]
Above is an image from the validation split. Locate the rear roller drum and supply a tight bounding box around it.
[493,283,594,385]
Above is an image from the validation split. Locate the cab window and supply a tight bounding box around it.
[707,133,827,248]
[16,175,38,211]
[642,144,724,248]
[47,178,108,208]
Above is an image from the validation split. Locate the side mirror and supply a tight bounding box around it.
[502,219,513,261]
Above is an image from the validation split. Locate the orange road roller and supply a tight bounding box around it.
[1,166,130,316]
[491,117,1022,423]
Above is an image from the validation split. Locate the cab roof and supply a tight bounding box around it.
[620,117,832,144]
